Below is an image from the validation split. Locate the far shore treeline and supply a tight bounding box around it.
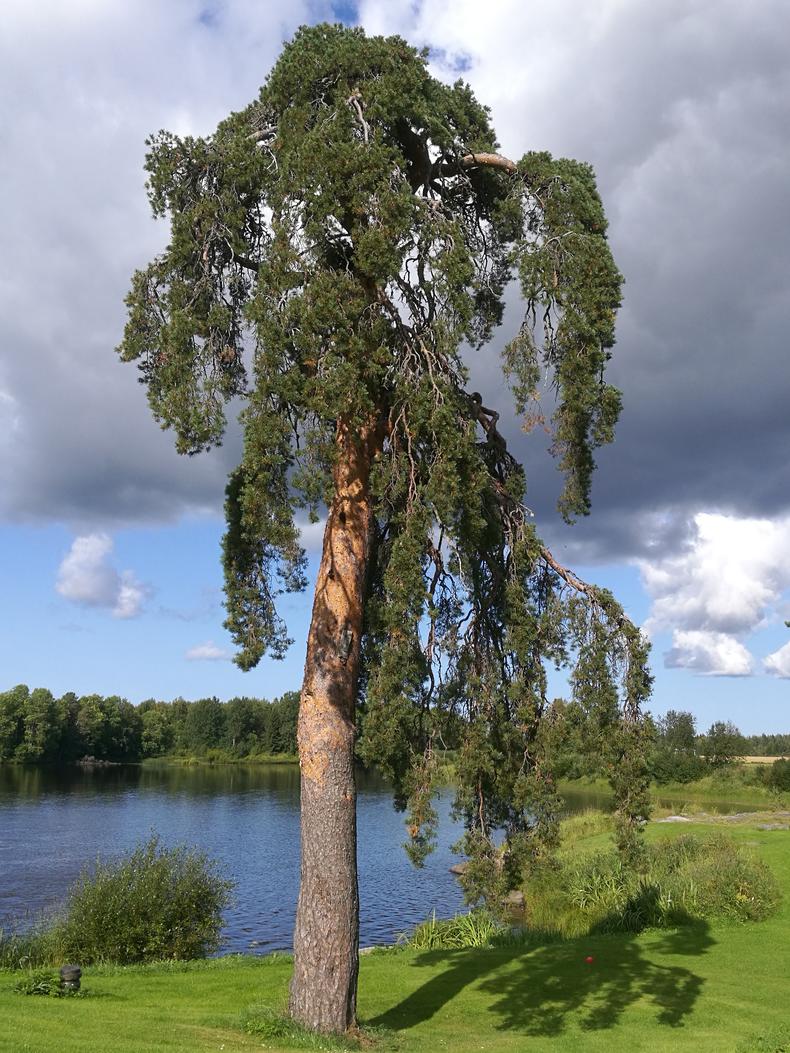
[2,687,790,788]
[0,685,299,764]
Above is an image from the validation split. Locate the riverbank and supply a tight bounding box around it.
[0,752,300,770]
[0,762,466,953]
[141,751,298,767]
[144,761,786,809]
[560,770,785,811]
[3,758,781,812]
[3,815,789,1051]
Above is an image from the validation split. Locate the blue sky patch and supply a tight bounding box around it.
[330,1,359,26]
[428,46,474,73]
[197,4,221,29]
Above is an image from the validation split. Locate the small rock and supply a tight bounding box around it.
[656,815,692,823]
[449,862,468,875]
[503,890,524,908]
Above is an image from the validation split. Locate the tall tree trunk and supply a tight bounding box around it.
[289,416,380,1033]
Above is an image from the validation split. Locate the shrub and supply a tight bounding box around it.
[51,835,234,964]
[13,968,70,997]
[1,835,233,968]
[524,833,780,938]
[651,748,705,784]
[768,759,790,793]
[663,834,781,923]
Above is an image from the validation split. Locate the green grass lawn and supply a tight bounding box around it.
[3,820,789,1052]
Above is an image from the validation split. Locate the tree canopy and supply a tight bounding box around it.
[118,23,653,1031]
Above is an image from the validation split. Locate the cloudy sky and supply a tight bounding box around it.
[1,0,788,732]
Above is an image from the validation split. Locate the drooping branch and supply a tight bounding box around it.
[539,546,601,605]
[464,386,649,706]
[234,252,261,274]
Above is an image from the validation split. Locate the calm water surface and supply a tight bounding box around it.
[0,763,467,952]
[0,765,760,952]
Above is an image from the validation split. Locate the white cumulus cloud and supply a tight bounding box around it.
[639,512,790,675]
[56,533,147,618]
[765,641,790,679]
[665,630,754,677]
[185,640,230,661]
[297,517,326,554]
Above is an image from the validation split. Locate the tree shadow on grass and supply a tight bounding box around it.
[479,917,713,1037]
[369,900,714,1039]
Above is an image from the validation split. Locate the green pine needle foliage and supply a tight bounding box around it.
[118,23,652,898]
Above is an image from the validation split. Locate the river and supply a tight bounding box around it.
[0,763,760,952]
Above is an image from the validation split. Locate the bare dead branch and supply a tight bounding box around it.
[461,152,518,175]
[347,91,370,144]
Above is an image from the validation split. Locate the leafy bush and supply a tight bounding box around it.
[768,759,790,792]
[651,748,705,784]
[662,834,781,923]
[1,835,233,968]
[52,835,233,964]
[13,968,70,997]
[525,833,781,938]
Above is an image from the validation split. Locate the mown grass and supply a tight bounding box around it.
[3,821,790,1052]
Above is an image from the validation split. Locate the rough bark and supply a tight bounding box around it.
[289,416,381,1033]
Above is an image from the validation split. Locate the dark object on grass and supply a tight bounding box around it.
[60,964,81,991]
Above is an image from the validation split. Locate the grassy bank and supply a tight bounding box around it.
[141,751,298,767]
[145,761,787,803]
[3,816,790,1052]
[560,771,786,811]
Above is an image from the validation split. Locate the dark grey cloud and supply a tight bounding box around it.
[0,0,322,528]
[2,0,789,577]
[419,0,790,562]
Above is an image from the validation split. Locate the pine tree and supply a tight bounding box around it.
[118,23,651,1033]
